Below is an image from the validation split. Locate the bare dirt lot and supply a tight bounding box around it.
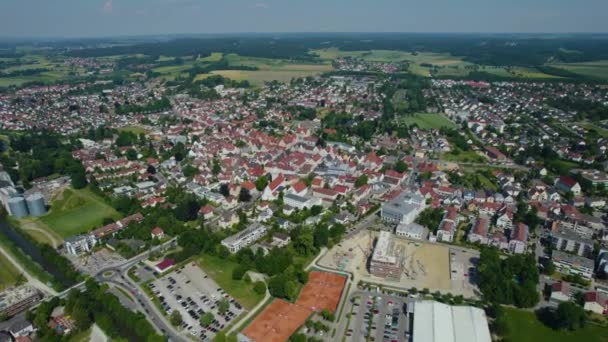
[320,231,477,296]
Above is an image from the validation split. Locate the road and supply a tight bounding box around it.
[0,244,57,296]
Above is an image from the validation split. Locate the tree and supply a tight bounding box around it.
[313,225,329,248]
[70,171,87,189]
[218,299,230,314]
[200,312,214,327]
[253,281,266,295]
[170,310,183,326]
[239,188,252,202]
[394,160,408,173]
[255,175,269,191]
[219,184,230,198]
[554,302,587,330]
[232,264,248,280]
[126,148,138,161]
[355,174,368,188]
[320,309,335,322]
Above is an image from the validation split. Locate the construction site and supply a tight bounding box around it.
[319,230,453,292]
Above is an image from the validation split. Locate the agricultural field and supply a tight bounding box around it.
[547,60,608,81]
[198,254,265,310]
[0,55,87,88]
[36,187,121,238]
[396,112,456,130]
[194,53,333,86]
[198,52,223,62]
[118,125,148,135]
[503,307,608,342]
[0,252,20,291]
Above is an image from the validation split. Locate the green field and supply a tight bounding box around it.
[547,60,608,81]
[198,52,223,62]
[0,252,20,291]
[118,125,148,135]
[194,53,333,86]
[37,187,121,237]
[441,150,487,163]
[198,254,264,310]
[396,112,456,130]
[503,307,608,342]
[0,55,87,88]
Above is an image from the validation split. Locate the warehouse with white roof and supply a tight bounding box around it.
[412,300,491,342]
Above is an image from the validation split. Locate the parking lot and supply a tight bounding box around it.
[448,247,480,296]
[148,262,244,341]
[344,292,410,342]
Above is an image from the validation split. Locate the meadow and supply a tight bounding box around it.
[503,307,608,342]
[396,112,456,130]
[37,187,121,238]
[0,55,87,88]
[198,254,265,310]
[547,60,608,81]
[194,53,333,86]
[0,252,20,291]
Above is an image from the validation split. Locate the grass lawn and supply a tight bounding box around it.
[66,327,91,342]
[396,112,456,130]
[198,254,264,310]
[0,252,20,291]
[441,150,487,163]
[503,307,608,342]
[38,187,120,237]
[118,125,148,135]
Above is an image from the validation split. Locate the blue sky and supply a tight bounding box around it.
[1,0,607,38]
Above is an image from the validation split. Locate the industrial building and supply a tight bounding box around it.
[411,300,491,342]
[0,286,41,318]
[25,193,46,217]
[369,231,402,279]
[381,192,426,224]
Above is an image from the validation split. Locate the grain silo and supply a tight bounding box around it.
[26,193,46,217]
[8,196,28,218]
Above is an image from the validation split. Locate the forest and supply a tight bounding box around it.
[62,33,608,67]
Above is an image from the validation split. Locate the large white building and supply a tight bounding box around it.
[283,193,321,210]
[64,234,97,255]
[381,192,426,224]
[412,301,491,342]
[221,223,268,253]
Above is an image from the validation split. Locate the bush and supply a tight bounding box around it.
[253,281,266,295]
[232,264,248,280]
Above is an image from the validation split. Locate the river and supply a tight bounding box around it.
[0,216,71,288]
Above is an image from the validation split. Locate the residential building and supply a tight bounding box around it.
[468,216,490,244]
[549,281,571,303]
[583,291,608,315]
[283,193,321,210]
[551,228,594,257]
[552,250,594,280]
[221,223,268,253]
[555,176,582,195]
[437,207,458,243]
[509,223,528,254]
[64,234,97,255]
[396,223,425,240]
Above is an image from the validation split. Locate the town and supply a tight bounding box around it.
[0,34,608,342]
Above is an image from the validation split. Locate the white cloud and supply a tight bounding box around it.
[254,2,269,9]
[102,0,113,14]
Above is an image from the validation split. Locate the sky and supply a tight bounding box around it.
[0,0,607,38]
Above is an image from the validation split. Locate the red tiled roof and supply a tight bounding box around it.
[268,174,285,191]
[151,227,164,236]
[156,258,175,271]
[292,181,307,193]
